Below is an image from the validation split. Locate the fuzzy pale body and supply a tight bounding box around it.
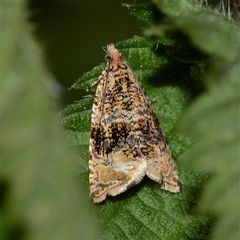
[89,44,180,203]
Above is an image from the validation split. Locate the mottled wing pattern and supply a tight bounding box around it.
[89,44,180,203]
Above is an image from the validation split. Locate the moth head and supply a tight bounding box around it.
[106,44,123,62]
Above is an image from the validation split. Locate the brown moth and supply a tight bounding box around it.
[89,44,180,203]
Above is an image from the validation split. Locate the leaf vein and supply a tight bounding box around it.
[125,208,162,239]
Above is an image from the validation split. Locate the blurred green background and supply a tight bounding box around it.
[28,0,142,105]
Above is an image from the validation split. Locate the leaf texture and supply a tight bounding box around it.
[146,1,240,239]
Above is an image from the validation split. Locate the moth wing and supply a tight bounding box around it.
[141,101,180,192]
[89,44,180,203]
[145,141,180,193]
[123,61,180,193]
[89,70,147,203]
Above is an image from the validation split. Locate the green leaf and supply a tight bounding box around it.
[147,1,240,239]
[154,0,200,17]
[151,0,240,61]
[1,1,100,239]
[122,3,159,24]
[71,63,105,92]
[63,36,212,239]
[171,13,239,62]
[179,58,240,240]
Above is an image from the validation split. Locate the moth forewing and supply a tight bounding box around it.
[89,44,180,203]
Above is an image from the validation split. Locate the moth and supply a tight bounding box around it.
[89,44,180,203]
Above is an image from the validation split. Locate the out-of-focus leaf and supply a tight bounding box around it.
[1,0,100,239]
[151,0,240,61]
[172,13,240,61]
[154,0,200,16]
[179,58,240,240]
